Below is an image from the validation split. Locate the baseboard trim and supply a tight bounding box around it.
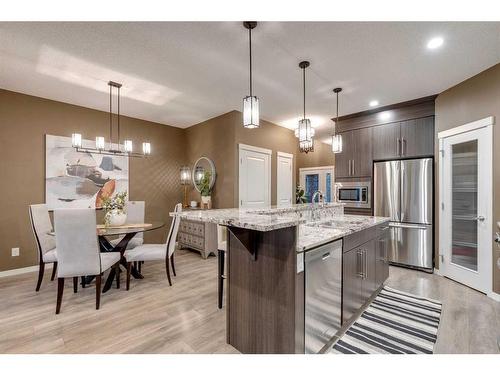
[487,291,500,302]
[0,263,52,278]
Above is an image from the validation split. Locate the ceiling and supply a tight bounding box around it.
[1,22,499,143]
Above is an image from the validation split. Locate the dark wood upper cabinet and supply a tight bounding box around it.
[372,122,400,161]
[352,127,373,177]
[335,131,353,178]
[400,116,434,158]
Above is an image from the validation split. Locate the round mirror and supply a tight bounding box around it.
[192,156,216,193]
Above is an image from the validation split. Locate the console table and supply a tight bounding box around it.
[178,219,217,259]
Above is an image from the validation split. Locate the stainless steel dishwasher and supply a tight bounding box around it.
[304,239,342,354]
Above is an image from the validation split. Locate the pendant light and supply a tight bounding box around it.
[297,61,314,153]
[331,87,343,154]
[72,81,151,157]
[242,21,259,129]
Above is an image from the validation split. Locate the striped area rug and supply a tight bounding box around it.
[330,286,442,354]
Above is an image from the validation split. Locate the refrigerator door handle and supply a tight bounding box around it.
[389,222,429,230]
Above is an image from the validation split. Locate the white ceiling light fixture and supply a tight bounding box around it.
[71,81,151,157]
[369,100,379,107]
[297,61,314,154]
[331,87,343,154]
[427,36,444,50]
[242,21,260,129]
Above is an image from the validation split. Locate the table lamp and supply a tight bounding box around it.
[180,166,191,208]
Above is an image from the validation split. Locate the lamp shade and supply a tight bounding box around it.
[331,134,343,153]
[297,118,313,143]
[243,95,259,128]
[180,166,191,185]
[72,133,82,148]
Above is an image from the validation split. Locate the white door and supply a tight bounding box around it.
[277,152,293,206]
[439,120,493,294]
[239,144,271,208]
[299,166,335,203]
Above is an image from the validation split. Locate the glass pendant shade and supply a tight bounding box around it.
[299,139,314,153]
[297,118,314,143]
[142,142,151,155]
[72,133,82,148]
[243,95,260,129]
[124,140,133,153]
[96,136,105,150]
[331,134,343,153]
[180,166,191,185]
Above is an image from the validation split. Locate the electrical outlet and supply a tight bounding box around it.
[11,247,19,257]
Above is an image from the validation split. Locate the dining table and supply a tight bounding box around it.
[50,221,165,293]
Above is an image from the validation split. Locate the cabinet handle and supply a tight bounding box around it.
[352,160,355,176]
[348,160,352,176]
[402,138,407,156]
[397,138,401,156]
[363,249,367,279]
[356,250,363,278]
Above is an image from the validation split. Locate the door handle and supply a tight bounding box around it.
[475,216,485,222]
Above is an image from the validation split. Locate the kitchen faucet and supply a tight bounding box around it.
[311,190,324,204]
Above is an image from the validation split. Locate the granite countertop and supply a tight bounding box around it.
[297,215,390,252]
[170,203,344,232]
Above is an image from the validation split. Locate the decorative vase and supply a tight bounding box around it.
[105,209,127,226]
[201,195,211,209]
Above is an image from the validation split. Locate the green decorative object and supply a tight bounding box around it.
[296,185,306,204]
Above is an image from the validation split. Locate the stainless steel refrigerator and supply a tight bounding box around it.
[374,158,433,271]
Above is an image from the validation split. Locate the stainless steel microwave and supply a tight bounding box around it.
[336,181,371,209]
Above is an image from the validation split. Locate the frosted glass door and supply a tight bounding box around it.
[299,167,335,203]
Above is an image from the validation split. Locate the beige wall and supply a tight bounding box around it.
[0,89,186,272]
[296,140,335,183]
[435,63,500,293]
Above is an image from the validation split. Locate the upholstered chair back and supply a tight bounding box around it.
[126,201,145,239]
[54,209,101,278]
[165,203,182,258]
[29,204,56,261]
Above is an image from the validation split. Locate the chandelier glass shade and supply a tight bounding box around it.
[331,87,343,154]
[71,81,151,157]
[297,61,314,153]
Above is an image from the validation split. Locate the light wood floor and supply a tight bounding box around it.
[0,250,498,354]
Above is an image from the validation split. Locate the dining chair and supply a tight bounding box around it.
[109,200,145,250]
[124,203,182,289]
[29,204,58,291]
[217,225,227,309]
[54,208,121,314]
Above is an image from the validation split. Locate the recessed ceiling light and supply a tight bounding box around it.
[379,112,392,121]
[427,37,444,50]
[369,100,379,107]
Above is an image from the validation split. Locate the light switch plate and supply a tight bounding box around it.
[297,253,304,274]
[11,248,19,257]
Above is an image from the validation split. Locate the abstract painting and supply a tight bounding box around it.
[45,134,129,210]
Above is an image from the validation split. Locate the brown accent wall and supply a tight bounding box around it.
[295,140,335,183]
[434,63,500,293]
[185,112,237,208]
[0,89,186,272]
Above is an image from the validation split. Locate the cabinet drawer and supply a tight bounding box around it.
[343,226,377,252]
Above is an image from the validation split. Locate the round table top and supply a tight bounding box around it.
[96,221,165,236]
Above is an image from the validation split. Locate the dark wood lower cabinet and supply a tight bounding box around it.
[342,225,389,325]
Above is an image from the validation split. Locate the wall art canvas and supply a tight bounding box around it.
[45,134,129,210]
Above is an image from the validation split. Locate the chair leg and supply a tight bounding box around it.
[56,277,64,314]
[51,262,58,281]
[171,253,176,277]
[217,250,225,309]
[115,264,120,289]
[73,277,78,293]
[96,275,102,310]
[138,261,142,273]
[165,257,172,286]
[81,276,86,288]
[36,262,45,292]
[126,262,131,291]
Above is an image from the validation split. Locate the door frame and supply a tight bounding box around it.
[276,151,294,206]
[238,143,272,208]
[438,116,494,295]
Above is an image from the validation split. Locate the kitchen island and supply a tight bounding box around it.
[171,203,389,354]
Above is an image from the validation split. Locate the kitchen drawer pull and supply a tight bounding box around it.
[322,252,331,260]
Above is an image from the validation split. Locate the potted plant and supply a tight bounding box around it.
[198,171,212,208]
[102,191,128,226]
[296,185,306,204]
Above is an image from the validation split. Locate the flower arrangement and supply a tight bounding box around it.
[102,191,127,226]
[296,185,306,204]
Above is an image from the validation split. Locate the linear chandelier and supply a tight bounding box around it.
[297,61,314,153]
[331,87,343,154]
[242,21,259,129]
[71,81,151,157]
